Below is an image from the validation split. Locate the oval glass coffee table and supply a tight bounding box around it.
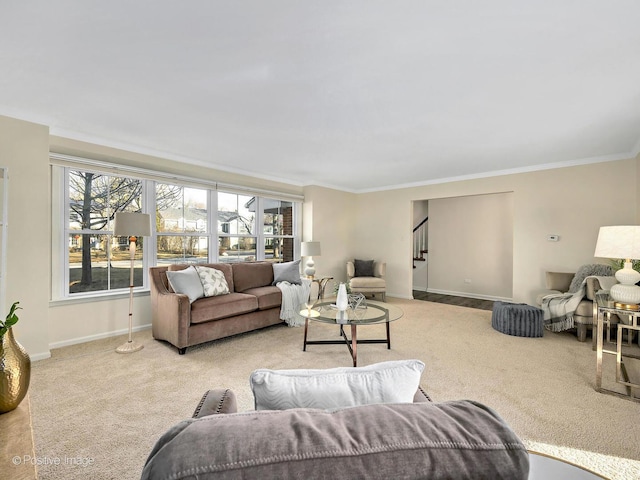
[299,299,403,367]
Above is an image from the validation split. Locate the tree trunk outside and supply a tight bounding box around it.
[80,173,94,286]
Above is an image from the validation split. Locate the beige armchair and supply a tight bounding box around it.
[535,271,616,342]
[347,260,386,301]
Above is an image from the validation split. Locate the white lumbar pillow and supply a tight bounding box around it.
[250,359,425,410]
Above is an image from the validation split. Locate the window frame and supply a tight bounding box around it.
[51,158,303,302]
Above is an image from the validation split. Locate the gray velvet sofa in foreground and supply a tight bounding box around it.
[141,361,530,480]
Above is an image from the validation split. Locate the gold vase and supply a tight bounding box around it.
[0,328,31,414]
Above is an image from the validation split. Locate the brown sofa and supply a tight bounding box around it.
[149,262,284,354]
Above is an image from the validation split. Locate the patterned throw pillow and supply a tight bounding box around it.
[195,266,230,297]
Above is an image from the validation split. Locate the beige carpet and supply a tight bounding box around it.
[28,298,640,480]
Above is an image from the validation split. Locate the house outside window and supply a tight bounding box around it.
[156,184,209,266]
[217,192,256,263]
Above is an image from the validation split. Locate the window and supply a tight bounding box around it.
[67,170,144,294]
[156,184,209,266]
[263,198,294,263]
[55,161,302,299]
[217,192,257,263]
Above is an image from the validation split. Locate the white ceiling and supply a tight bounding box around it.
[2,1,640,192]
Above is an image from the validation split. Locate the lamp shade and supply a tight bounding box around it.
[301,241,321,257]
[114,212,152,237]
[594,226,640,260]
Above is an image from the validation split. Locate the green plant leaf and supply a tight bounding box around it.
[1,301,21,333]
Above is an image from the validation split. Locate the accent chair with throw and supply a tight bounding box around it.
[347,259,386,301]
[536,264,616,342]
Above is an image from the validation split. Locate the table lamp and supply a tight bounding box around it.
[114,211,152,353]
[594,225,640,310]
[301,241,321,278]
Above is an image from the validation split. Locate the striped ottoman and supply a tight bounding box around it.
[491,302,544,338]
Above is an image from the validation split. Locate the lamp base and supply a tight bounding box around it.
[614,302,640,312]
[116,340,144,354]
[304,258,316,279]
[610,282,640,306]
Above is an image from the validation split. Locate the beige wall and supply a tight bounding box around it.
[0,115,51,357]
[344,160,637,303]
[301,185,356,289]
[429,192,513,299]
[1,113,638,359]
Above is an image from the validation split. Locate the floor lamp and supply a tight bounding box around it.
[114,212,151,353]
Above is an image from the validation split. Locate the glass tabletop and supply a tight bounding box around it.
[299,299,403,326]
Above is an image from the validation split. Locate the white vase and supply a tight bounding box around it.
[336,283,349,321]
[336,283,349,311]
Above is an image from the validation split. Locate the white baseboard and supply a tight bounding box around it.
[389,293,414,300]
[47,324,152,352]
[426,288,512,303]
[30,351,52,361]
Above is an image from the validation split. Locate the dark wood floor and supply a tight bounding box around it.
[413,291,495,311]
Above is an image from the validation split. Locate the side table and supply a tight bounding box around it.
[311,276,333,299]
[595,299,640,401]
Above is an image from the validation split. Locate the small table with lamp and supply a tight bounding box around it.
[593,225,640,401]
[594,294,640,401]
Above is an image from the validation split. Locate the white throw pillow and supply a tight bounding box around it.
[195,266,230,297]
[165,266,204,303]
[250,359,425,410]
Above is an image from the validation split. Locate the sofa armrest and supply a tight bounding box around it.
[346,261,355,279]
[149,267,192,349]
[413,386,432,403]
[374,261,386,278]
[585,277,601,301]
[193,389,238,418]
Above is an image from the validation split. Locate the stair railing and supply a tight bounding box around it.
[413,216,428,268]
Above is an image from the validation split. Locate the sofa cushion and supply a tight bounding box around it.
[165,266,204,303]
[272,259,302,285]
[141,400,529,480]
[250,360,424,410]
[242,286,282,310]
[195,266,230,297]
[349,276,385,289]
[232,262,274,292]
[190,293,258,324]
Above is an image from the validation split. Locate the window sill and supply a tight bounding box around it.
[49,289,150,307]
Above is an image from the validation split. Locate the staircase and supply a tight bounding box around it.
[413,216,428,268]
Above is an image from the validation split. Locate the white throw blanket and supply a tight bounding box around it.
[542,276,617,332]
[277,278,311,327]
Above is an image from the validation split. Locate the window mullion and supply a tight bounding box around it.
[209,189,218,263]
[256,197,265,260]
[144,180,156,285]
